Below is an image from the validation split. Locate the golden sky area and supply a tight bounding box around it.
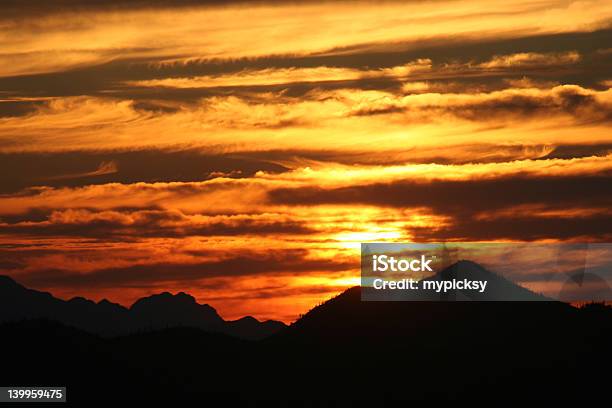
[1,0,611,322]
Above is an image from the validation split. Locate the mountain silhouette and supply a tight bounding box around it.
[1,262,610,405]
[0,275,285,340]
[282,261,575,346]
[425,259,551,300]
[130,291,225,330]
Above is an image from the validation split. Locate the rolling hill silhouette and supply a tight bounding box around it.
[0,275,285,340]
[1,262,610,405]
[282,284,572,346]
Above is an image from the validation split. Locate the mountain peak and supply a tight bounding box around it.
[68,296,96,306]
[130,291,199,309]
[0,276,285,340]
[438,259,491,279]
[426,260,549,301]
[0,275,20,288]
[129,290,224,331]
[452,259,485,269]
[235,315,259,323]
[225,315,287,340]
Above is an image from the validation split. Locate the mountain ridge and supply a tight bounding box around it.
[2,263,611,404]
[0,274,286,340]
[281,260,574,345]
[0,260,586,341]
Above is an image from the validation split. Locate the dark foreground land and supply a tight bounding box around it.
[1,263,611,406]
[2,293,611,406]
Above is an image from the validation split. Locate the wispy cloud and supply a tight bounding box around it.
[44,160,118,180]
[2,0,611,320]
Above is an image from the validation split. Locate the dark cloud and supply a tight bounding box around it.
[0,260,24,270]
[543,143,612,160]
[0,208,53,224]
[222,143,612,166]
[16,248,355,289]
[0,148,288,194]
[317,27,612,72]
[131,100,183,114]
[1,144,605,197]
[268,174,612,212]
[0,1,273,19]
[0,209,316,239]
[351,85,612,124]
[412,214,612,241]
[1,29,611,100]
[0,100,47,117]
[456,87,612,124]
[268,174,612,240]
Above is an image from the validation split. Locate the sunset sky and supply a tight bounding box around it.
[1,0,611,321]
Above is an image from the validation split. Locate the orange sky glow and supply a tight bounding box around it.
[1,0,611,322]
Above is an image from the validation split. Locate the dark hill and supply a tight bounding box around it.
[0,275,285,340]
[1,262,611,404]
[225,315,288,340]
[130,291,224,331]
[282,261,571,345]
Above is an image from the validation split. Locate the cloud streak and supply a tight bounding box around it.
[2,0,612,320]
